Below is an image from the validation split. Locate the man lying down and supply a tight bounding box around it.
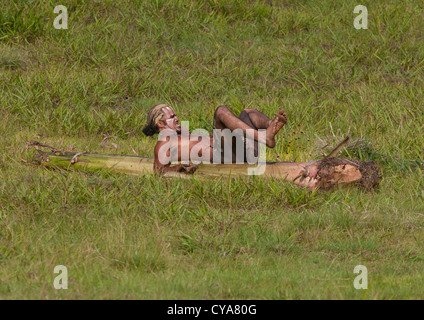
[140,104,378,191]
[142,104,290,174]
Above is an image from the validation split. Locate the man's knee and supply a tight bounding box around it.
[213,105,228,129]
[215,105,229,118]
[239,109,249,121]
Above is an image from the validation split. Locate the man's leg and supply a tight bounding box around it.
[239,109,271,130]
[213,105,287,148]
[213,106,250,163]
[238,108,284,161]
[238,109,262,160]
[213,106,257,131]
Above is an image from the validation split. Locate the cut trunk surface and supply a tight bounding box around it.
[31,142,381,191]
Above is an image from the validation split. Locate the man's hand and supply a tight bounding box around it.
[177,163,198,174]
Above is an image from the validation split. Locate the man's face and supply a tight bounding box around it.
[160,106,181,133]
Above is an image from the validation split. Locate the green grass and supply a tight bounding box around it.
[1,0,424,299]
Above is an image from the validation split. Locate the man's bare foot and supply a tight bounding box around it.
[265,109,287,148]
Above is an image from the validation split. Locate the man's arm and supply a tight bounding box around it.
[153,138,197,174]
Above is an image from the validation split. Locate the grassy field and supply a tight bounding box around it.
[1,0,424,299]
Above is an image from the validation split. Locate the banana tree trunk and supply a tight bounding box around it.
[32,144,381,191]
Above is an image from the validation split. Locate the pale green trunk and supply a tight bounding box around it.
[35,150,379,190]
[42,151,311,179]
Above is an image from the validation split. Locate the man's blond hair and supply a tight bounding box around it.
[142,104,169,136]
